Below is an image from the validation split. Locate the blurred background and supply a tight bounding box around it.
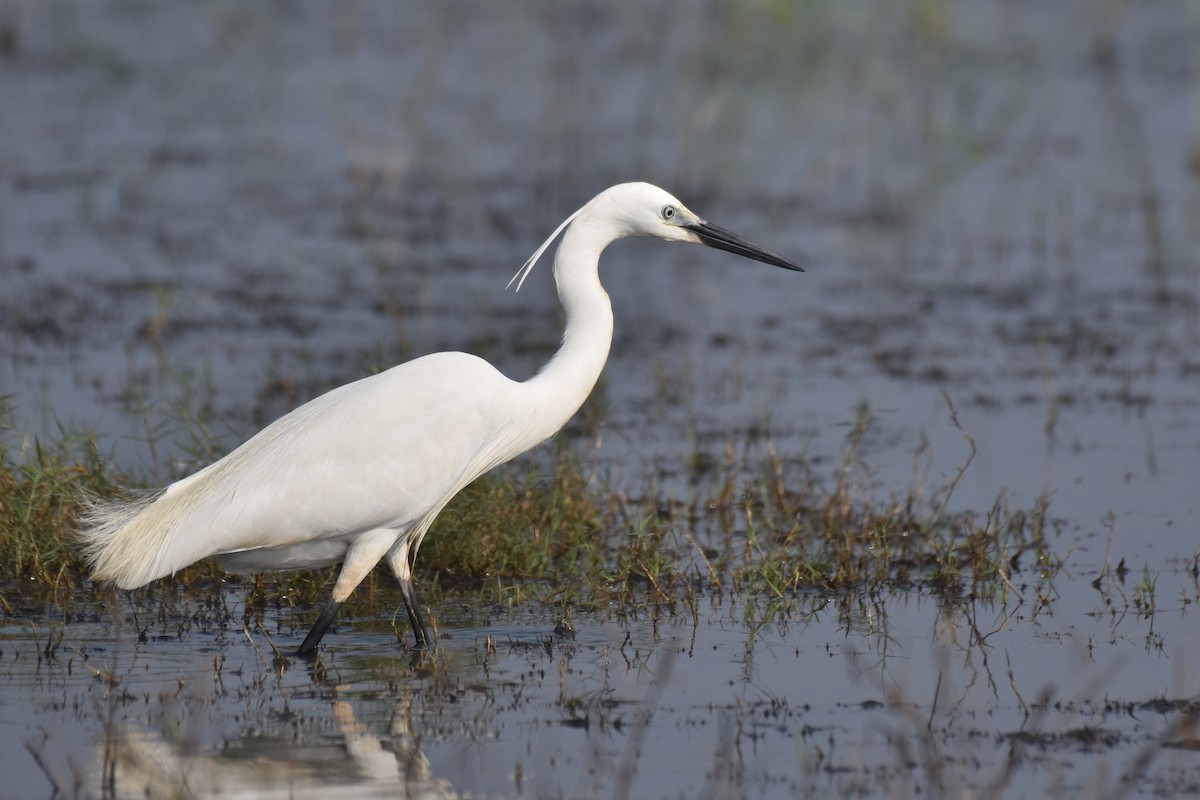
[1,0,1197,538]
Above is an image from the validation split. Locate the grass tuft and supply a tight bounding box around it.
[421,443,605,583]
[0,427,116,592]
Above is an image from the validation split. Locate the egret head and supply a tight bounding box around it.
[588,182,804,271]
[509,182,801,292]
[582,182,703,242]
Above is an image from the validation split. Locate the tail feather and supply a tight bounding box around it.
[77,488,181,589]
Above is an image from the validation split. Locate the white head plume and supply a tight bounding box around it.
[507,205,585,292]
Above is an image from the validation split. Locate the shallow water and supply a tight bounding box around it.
[5,581,1200,798]
[3,0,1200,796]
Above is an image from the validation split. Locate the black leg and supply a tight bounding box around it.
[296,600,343,657]
[399,577,432,649]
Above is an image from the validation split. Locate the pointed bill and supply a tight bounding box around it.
[685,221,803,272]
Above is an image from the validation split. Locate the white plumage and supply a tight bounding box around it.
[79,182,801,655]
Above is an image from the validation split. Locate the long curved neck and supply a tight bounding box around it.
[523,219,615,436]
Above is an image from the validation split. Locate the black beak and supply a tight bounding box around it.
[685,221,803,272]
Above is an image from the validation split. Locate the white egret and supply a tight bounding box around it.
[80,182,801,656]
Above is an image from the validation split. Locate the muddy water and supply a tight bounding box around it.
[3,1,1200,797]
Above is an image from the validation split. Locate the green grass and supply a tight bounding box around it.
[421,443,605,584]
[0,399,1054,624]
[0,429,114,597]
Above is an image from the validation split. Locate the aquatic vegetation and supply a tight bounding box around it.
[0,391,1052,635]
[0,423,111,597]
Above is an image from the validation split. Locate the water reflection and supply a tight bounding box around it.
[103,697,455,800]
